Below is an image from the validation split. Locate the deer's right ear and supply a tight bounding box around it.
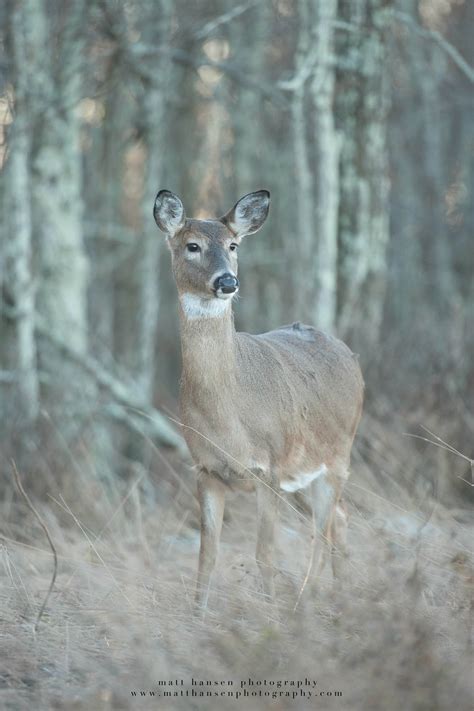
[153,190,186,237]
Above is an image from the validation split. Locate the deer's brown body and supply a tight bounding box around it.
[181,318,362,490]
[153,189,364,609]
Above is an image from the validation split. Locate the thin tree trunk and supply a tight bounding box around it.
[336,0,391,355]
[31,0,91,438]
[0,0,39,429]
[229,1,278,331]
[113,1,173,463]
[84,66,134,481]
[385,0,464,387]
[291,0,339,333]
[311,0,340,332]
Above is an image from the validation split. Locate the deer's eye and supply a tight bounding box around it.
[229,243,238,252]
[186,243,201,253]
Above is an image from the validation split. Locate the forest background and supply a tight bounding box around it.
[0,1,472,709]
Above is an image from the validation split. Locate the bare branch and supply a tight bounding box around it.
[403,428,474,488]
[35,318,188,455]
[402,431,473,466]
[393,10,474,84]
[278,46,321,91]
[164,46,283,103]
[279,12,474,92]
[194,0,261,40]
[97,0,287,105]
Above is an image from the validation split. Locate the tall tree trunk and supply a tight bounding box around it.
[385,0,465,382]
[409,4,462,380]
[311,0,340,332]
[84,65,133,481]
[114,0,173,462]
[336,0,391,357]
[291,0,340,333]
[229,1,279,332]
[384,0,425,364]
[155,3,205,393]
[0,0,39,430]
[31,0,91,439]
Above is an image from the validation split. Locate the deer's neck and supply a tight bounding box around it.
[178,295,237,392]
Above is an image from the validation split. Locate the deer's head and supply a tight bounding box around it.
[153,190,270,302]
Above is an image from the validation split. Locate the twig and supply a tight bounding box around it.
[100,7,288,107]
[403,427,473,487]
[50,493,135,610]
[393,10,474,84]
[158,47,288,106]
[420,425,472,463]
[277,46,321,91]
[293,508,317,613]
[11,460,57,632]
[402,433,470,461]
[194,0,260,40]
[406,473,438,594]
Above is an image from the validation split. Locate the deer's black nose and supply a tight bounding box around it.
[213,273,239,294]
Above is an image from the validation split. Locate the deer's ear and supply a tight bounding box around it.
[221,190,270,237]
[153,190,186,237]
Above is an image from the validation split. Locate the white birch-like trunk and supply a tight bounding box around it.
[85,70,134,481]
[31,0,91,437]
[114,0,173,447]
[291,0,339,333]
[336,0,391,353]
[0,1,39,427]
[311,0,340,332]
[291,0,315,318]
[229,2,280,331]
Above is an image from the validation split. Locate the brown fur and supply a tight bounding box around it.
[180,317,363,488]
[154,190,364,609]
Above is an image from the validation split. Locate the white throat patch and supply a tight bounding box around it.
[180,293,232,320]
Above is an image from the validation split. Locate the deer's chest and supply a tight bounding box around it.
[180,397,268,486]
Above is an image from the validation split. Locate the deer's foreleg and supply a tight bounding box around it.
[256,474,279,600]
[195,470,226,611]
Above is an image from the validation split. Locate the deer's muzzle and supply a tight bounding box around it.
[213,273,239,295]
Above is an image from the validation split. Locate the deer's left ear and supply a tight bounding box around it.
[221,190,270,237]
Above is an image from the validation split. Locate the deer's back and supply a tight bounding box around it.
[233,322,364,475]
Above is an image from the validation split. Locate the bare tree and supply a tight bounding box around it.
[0,0,39,429]
[290,0,340,333]
[335,0,391,355]
[112,1,174,463]
[30,0,92,439]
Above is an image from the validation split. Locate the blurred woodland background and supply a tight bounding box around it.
[0,0,473,486]
[0,1,473,710]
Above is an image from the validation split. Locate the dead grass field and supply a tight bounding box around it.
[0,410,472,711]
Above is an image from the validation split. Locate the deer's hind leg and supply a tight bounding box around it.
[309,467,347,583]
[329,500,348,582]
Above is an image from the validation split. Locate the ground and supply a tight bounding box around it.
[0,412,472,711]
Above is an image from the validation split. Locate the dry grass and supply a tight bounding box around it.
[0,412,472,711]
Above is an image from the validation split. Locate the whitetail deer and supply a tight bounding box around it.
[153,189,364,609]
